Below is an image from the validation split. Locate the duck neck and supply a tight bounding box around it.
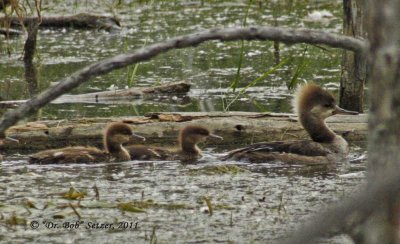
[180,140,200,155]
[105,139,130,161]
[300,113,336,143]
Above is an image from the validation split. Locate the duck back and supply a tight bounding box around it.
[222,140,333,165]
[29,146,109,164]
[127,145,171,160]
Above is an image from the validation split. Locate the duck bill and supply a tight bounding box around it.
[209,134,223,140]
[5,136,19,143]
[333,105,359,115]
[0,136,19,146]
[132,133,146,142]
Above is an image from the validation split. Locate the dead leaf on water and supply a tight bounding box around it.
[63,187,86,200]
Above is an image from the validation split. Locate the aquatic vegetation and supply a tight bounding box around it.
[5,212,27,227]
[62,186,86,200]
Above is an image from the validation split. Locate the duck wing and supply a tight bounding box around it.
[29,146,108,164]
[222,140,331,164]
[126,145,171,160]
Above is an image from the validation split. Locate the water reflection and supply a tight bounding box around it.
[0,0,344,118]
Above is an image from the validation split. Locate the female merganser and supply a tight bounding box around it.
[223,83,359,165]
[29,122,145,164]
[127,125,223,161]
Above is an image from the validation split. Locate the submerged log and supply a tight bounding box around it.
[0,13,121,32]
[52,81,191,104]
[0,81,191,107]
[0,112,367,152]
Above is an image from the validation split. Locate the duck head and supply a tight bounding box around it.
[292,83,358,142]
[104,122,145,154]
[179,125,223,154]
[293,83,358,120]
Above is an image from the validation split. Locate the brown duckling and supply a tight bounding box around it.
[29,122,145,164]
[223,83,359,165]
[0,136,19,162]
[127,125,223,161]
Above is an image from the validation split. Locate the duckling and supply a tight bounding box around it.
[223,83,359,165]
[127,125,223,161]
[0,136,19,162]
[29,122,145,164]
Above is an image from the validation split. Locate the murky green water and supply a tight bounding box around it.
[1,150,366,243]
[1,0,344,118]
[0,0,366,243]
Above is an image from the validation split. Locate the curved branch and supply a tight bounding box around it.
[280,172,400,244]
[0,26,368,136]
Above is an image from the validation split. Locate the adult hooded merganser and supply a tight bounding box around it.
[29,122,145,164]
[127,125,223,161]
[223,83,359,165]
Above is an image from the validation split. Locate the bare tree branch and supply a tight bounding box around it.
[280,171,400,244]
[0,26,368,136]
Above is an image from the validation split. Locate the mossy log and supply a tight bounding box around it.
[0,13,121,32]
[0,112,367,153]
[0,81,190,108]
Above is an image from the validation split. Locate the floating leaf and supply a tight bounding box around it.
[63,187,86,200]
[24,199,38,209]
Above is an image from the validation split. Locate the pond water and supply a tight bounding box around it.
[0,0,367,243]
[0,0,345,118]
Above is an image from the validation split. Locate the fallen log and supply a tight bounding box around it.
[0,27,21,37]
[53,81,191,104]
[0,13,121,32]
[0,81,191,108]
[0,112,367,152]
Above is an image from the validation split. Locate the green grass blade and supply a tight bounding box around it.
[287,46,309,90]
[224,58,289,111]
[230,0,253,92]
